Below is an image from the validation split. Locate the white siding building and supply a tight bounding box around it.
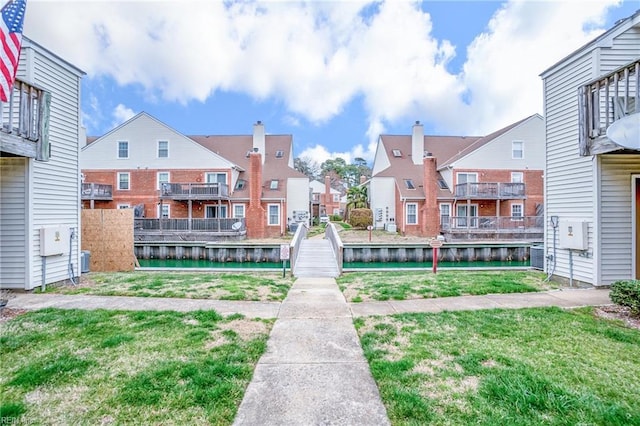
[0,38,84,290]
[540,11,640,286]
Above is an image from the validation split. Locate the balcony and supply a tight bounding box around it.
[81,183,113,200]
[0,79,51,160]
[160,182,229,200]
[579,59,639,155]
[454,182,525,199]
[441,216,543,241]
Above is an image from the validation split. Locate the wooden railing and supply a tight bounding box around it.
[289,222,308,273]
[159,182,229,200]
[135,218,245,233]
[81,183,113,200]
[579,59,639,155]
[442,216,543,232]
[0,79,51,160]
[325,222,343,275]
[454,182,525,199]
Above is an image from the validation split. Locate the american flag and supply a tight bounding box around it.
[0,0,26,102]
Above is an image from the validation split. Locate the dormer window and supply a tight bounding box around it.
[270,179,278,190]
[392,149,402,157]
[437,178,449,190]
[275,150,284,158]
[235,179,247,190]
[245,150,252,158]
[404,179,415,189]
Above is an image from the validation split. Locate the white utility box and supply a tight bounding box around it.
[558,220,588,250]
[40,226,70,256]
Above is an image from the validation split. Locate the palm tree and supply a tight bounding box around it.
[346,185,368,210]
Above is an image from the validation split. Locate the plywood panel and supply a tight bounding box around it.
[82,209,135,272]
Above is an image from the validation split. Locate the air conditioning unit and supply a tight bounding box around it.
[530,245,544,270]
[81,250,91,273]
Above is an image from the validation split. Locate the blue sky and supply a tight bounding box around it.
[23,0,639,165]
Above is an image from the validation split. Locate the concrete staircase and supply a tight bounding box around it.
[293,239,340,278]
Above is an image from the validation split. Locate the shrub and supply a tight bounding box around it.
[349,208,373,229]
[609,280,640,316]
[330,214,343,222]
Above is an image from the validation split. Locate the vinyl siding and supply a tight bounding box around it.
[0,158,27,288]
[543,16,640,285]
[286,177,311,225]
[82,114,234,170]
[20,39,83,290]
[599,155,640,285]
[454,116,545,170]
[370,177,396,229]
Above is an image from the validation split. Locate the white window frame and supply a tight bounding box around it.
[456,204,478,228]
[512,140,524,159]
[270,180,278,190]
[205,204,228,218]
[332,193,340,202]
[404,179,416,189]
[456,172,478,184]
[406,203,418,225]
[511,172,524,183]
[117,141,129,159]
[117,204,130,209]
[233,204,245,218]
[157,172,170,190]
[268,204,280,226]
[157,140,169,158]
[511,203,524,219]
[205,172,227,184]
[158,204,170,218]
[117,172,130,190]
[439,203,451,226]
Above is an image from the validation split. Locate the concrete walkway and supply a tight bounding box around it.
[232,277,390,425]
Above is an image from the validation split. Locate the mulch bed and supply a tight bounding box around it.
[594,305,640,331]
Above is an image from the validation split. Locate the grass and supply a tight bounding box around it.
[39,271,294,301]
[337,270,554,302]
[0,308,273,425]
[355,307,640,425]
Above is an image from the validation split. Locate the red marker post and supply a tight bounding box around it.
[429,238,444,274]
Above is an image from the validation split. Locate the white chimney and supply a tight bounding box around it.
[412,120,424,165]
[253,121,265,165]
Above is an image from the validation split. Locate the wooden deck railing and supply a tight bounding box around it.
[134,218,245,233]
[159,182,230,200]
[579,59,639,155]
[325,222,343,275]
[0,79,51,160]
[442,216,543,233]
[81,183,113,200]
[454,182,525,199]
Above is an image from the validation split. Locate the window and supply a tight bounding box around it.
[270,180,278,190]
[205,205,227,218]
[157,140,169,158]
[235,179,246,190]
[233,204,245,218]
[511,172,524,183]
[206,172,227,184]
[404,179,415,189]
[406,203,418,225]
[456,204,478,228]
[117,141,128,159]
[118,172,130,190]
[312,193,319,201]
[437,178,449,190]
[439,203,451,227]
[117,204,130,209]
[392,149,402,157]
[158,204,170,218]
[157,172,169,190]
[456,173,478,184]
[332,193,340,202]
[512,140,524,159]
[268,204,280,225]
[275,150,284,158]
[511,203,523,218]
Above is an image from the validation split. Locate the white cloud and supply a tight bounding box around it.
[298,144,353,165]
[24,0,627,154]
[111,104,136,128]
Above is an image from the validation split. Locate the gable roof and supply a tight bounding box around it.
[189,134,307,200]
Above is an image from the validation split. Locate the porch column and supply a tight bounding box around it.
[188,200,192,231]
[90,200,94,209]
[218,199,221,232]
[466,199,471,229]
[159,199,163,231]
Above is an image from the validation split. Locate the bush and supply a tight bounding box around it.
[349,208,373,229]
[610,280,640,316]
[330,214,343,222]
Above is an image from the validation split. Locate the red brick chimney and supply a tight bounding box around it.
[246,151,265,239]
[422,154,440,237]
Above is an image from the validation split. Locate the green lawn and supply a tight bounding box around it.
[0,308,273,425]
[356,307,640,425]
[40,271,294,301]
[338,270,555,302]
